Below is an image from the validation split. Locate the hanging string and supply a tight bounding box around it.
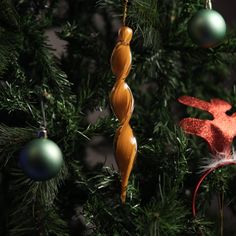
[205,0,212,9]
[122,0,129,26]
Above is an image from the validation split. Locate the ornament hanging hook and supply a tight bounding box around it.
[205,0,212,9]
[122,0,129,25]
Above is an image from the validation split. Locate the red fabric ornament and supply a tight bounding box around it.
[178,95,236,217]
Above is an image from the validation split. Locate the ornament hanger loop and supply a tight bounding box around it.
[122,0,129,25]
[192,161,236,217]
[40,99,47,129]
[205,0,212,9]
[39,97,48,138]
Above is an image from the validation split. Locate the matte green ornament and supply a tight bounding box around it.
[188,9,226,48]
[19,138,63,181]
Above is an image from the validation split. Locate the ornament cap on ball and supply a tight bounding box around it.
[19,134,63,181]
[188,9,226,48]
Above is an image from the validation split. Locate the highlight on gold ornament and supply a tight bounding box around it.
[110,1,137,204]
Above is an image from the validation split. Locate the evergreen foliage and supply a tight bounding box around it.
[0,0,236,235]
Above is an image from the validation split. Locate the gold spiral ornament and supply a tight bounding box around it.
[110,26,137,204]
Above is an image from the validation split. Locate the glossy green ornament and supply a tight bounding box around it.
[188,9,226,48]
[19,138,63,181]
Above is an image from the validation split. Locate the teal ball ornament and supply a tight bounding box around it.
[188,9,226,48]
[19,138,63,181]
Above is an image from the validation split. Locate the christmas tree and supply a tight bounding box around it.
[0,0,236,235]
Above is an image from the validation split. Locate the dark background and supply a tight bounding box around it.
[215,0,236,26]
